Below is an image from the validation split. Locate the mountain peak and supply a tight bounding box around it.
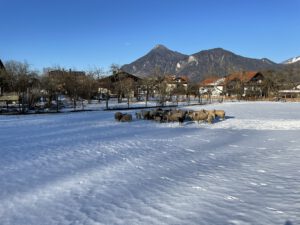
[193,47,233,56]
[210,47,225,51]
[121,44,187,77]
[152,44,169,50]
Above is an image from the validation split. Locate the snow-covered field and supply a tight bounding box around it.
[0,102,299,225]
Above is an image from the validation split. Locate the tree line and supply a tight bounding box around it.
[1,60,300,113]
[0,61,201,113]
[0,61,106,112]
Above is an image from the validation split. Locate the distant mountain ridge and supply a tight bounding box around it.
[282,56,300,64]
[121,45,281,81]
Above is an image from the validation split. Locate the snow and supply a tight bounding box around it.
[188,56,198,64]
[289,56,300,64]
[283,56,300,64]
[0,102,300,225]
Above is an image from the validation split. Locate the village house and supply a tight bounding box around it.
[224,71,264,98]
[43,69,88,107]
[163,75,189,93]
[98,70,141,99]
[199,71,265,99]
[47,69,86,89]
[48,69,85,78]
[150,75,190,102]
[45,69,86,96]
[278,84,300,99]
[199,76,225,97]
[48,69,85,88]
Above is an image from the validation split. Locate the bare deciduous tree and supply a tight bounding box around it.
[4,61,38,113]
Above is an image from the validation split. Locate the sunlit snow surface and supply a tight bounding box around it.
[0,102,299,225]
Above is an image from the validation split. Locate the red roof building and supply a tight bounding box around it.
[199,71,265,98]
[199,77,225,96]
[225,71,264,84]
[199,77,225,87]
[224,71,265,98]
[164,75,189,84]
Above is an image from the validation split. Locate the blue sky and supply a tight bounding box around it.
[1,0,300,72]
